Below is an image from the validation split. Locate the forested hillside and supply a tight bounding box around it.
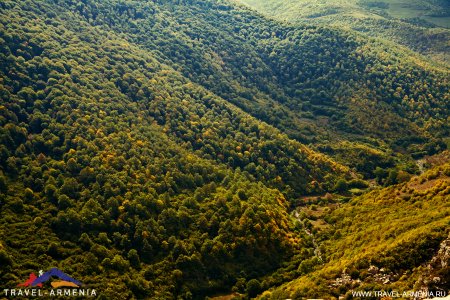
[38,0,450,177]
[0,0,449,299]
[238,0,450,66]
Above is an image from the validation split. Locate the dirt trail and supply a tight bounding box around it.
[293,210,323,262]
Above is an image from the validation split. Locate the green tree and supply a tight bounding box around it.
[246,279,262,298]
[334,179,348,192]
[128,249,141,268]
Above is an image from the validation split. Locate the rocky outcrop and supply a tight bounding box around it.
[330,265,396,289]
[415,233,450,295]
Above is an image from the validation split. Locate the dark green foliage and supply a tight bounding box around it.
[0,249,13,266]
[246,278,262,298]
[374,167,388,184]
[78,233,93,251]
[348,179,369,189]
[384,169,399,186]
[334,179,349,192]
[0,173,7,192]
[127,249,140,269]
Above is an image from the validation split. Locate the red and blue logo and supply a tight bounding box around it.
[18,268,82,288]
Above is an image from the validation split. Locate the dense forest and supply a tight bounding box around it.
[0,0,449,299]
[238,0,450,66]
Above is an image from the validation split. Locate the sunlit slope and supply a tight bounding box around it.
[238,0,450,66]
[262,162,450,299]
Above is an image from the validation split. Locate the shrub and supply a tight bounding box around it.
[246,279,262,298]
[334,179,348,192]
